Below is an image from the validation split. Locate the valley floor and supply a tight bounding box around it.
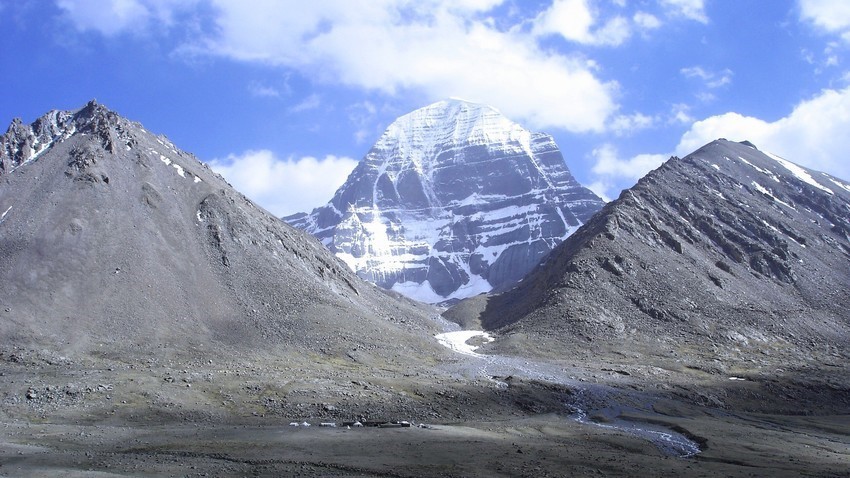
[1,408,849,477]
[1,332,849,477]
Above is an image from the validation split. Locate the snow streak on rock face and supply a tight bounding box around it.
[286,99,604,303]
[1,109,78,173]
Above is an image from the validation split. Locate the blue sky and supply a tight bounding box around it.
[2,0,850,215]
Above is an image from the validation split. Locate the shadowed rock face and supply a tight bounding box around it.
[452,139,850,361]
[285,99,604,304]
[0,101,441,361]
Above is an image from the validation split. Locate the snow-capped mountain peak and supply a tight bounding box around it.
[285,99,604,303]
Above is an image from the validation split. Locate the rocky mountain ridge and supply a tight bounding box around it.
[449,139,850,367]
[286,99,604,303]
[0,101,442,364]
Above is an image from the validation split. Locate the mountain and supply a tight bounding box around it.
[0,101,442,363]
[285,99,604,303]
[3,109,849,478]
[448,139,850,366]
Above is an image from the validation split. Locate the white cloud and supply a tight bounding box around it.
[57,0,198,35]
[289,94,322,113]
[195,1,619,133]
[680,66,733,88]
[633,11,662,31]
[675,86,850,180]
[586,180,613,202]
[208,150,358,217]
[660,0,708,24]
[609,112,655,136]
[590,87,850,201]
[799,0,850,40]
[57,0,150,35]
[58,0,617,134]
[676,113,772,155]
[592,144,668,179]
[589,144,668,199]
[533,0,631,47]
[670,103,694,124]
[55,0,710,137]
[247,81,281,98]
[347,101,382,144]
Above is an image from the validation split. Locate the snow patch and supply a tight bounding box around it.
[766,151,833,194]
[751,182,796,210]
[172,164,185,177]
[434,330,494,357]
[826,177,850,193]
[0,206,12,224]
[450,272,492,300]
[760,219,781,234]
[391,280,445,304]
[738,156,779,182]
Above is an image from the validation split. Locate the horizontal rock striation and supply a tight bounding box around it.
[286,99,603,303]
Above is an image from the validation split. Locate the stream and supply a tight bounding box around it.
[434,328,702,458]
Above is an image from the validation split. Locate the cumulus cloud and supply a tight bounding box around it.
[533,0,631,47]
[590,87,850,201]
[189,1,619,133]
[57,0,619,134]
[592,144,667,179]
[208,150,358,217]
[589,144,668,200]
[674,86,850,180]
[54,0,713,140]
[532,1,667,47]
[799,0,850,40]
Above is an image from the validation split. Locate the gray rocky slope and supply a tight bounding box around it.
[0,101,444,364]
[448,139,850,367]
[285,99,603,303]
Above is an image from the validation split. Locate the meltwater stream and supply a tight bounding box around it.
[434,329,701,458]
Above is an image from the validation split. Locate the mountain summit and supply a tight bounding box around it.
[285,99,604,303]
[450,139,850,369]
[0,101,441,362]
